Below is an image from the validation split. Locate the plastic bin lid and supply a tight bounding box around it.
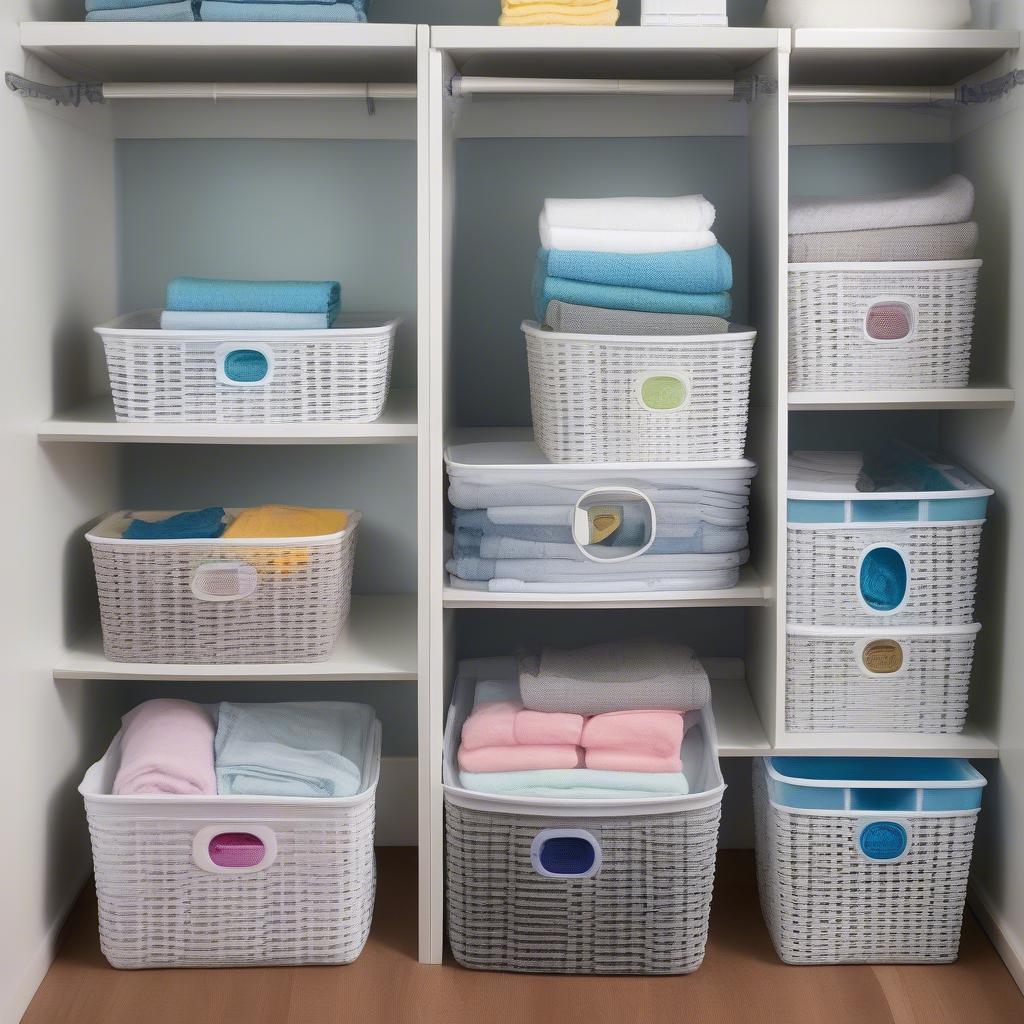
[767,756,986,789]
[788,449,992,502]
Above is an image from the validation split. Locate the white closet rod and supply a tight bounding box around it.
[100,82,417,100]
[790,85,955,103]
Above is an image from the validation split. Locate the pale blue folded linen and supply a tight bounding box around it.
[539,244,732,295]
[448,574,740,593]
[160,310,334,330]
[459,768,689,799]
[200,1,366,19]
[166,277,341,317]
[215,702,374,798]
[87,0,189,9]
[87,1,195,18]
[448,482,748,510]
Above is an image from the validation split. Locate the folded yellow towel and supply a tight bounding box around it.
[500,1,619,24]
[223,505,348,539]
[503,0,612,7]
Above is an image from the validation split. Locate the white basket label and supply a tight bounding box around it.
[190,560,258,602]
[634,369,691,413]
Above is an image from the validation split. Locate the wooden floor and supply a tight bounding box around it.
[23,848,1024,1024]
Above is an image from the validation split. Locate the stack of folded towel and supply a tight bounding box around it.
[160,277,341,331]
[499,0,619,25]
[789,174,978,264]
[763,0,969,29]
[641,0,727,26]
[534,195,733,336]
[85,0,368,20]
[456,642,710,799]
[113,698,375,799]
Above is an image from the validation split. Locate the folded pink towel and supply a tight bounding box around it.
[460,700,585,751]
[113,699,216,796]
[585,750,683,773]
[458,744,584,772]
[581,710,684,757]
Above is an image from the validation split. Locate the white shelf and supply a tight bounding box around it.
[708,669,772,756]
[773,724,998,759]
[38,390,417,445]
[443,564,771,609]
[54,594,416,681]
[19,22,419,83]
[789,386,1015,411]
[432,25,787,78]
[790,28,1021,86]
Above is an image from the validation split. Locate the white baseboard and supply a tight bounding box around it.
[970,880,1024,995]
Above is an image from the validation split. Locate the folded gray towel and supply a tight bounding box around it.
[789,221,978,263]
[544,300,729,336]
[519,641,711,715]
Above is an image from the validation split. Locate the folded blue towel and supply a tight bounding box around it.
[539,245,732,295]
[123,507,226,540]
[199,1,366,19]
[533,263,732,322]
[160,310,335,331]
[87,1,195,18]
[87,0,190,9]
[204,0,364,5]
[215,702,374,798]
[166,277,341,317]
[459,769,689,799]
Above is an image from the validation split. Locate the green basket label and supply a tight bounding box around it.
[638,372,688,412]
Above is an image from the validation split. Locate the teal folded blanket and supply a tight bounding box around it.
[87,1,195,18]
[166,277,341,317]
[533,262,731,321]
[200,1,366,18]
[539,245,732,294]
[123,507,225,540]
[215,702,374,798]
[459,768,689,799]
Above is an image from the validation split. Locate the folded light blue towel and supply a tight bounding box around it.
[123,507,226,540]
[87,1,195,18]
[160,310,335,331]
[200,1,366,19]
[539,245,732,295]
[203,0,364,5]
[459,769,689,799]
[533,265,732,322]
[166,277,341,317]
[87,0,190,9]
[215,702,374,798]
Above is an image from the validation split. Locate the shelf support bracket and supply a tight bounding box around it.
[5,71,103,107]
[956,68,1024,104]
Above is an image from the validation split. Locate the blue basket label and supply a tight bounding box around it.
[859,820,908,861]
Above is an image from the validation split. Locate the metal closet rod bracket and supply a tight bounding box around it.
[955,68,1024,103]
[6,71,103,107]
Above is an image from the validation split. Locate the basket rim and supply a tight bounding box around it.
[521,318,756,344]
[788,259,982,273]
[786,622,981,638]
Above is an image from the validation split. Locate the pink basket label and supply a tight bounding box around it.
[208,832,267,869]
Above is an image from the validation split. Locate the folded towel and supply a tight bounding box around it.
[535,273,732,322]
[540,219,718,254]
[544,301,729,336]
[166,277,341,316]
[500,6,619,23]
[222,504,348,539]
[542,194,715,234]
[113,700,216,796]
[582,710,684,757]
[449,573,742,593]
[200,1,367,18]
[160,310,336,331]
[473,675,522,706]
[460,700,585,750]
[788,221,979,264]
[448,550,744,582]
[87,0,190,8]
[789,174,975,236]
[122,507,226,541]
[763,0,969,29]
[87,1,196,18]
[459,768,689,798]
[521,641,711,714]
[457,744,584,772]
[539,244,732,295]
[502,0,616,11]
[584,750,682,773]
[215,701,373,798]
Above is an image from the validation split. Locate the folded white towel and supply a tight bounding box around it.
[789,174,975,236]
[643,0,726,11]
[642,13,728,23]
[541,194,716,233]
[540,214,717,254]
[763,0,970,29]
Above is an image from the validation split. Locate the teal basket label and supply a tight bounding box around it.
[859,821,908,861]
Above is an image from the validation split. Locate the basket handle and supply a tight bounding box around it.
[571,486,657,563]
[192,825,278,874]
[862,299,917,343]
[190,560,258,602]
[215,342,276,387]
[856,819,911,863]
[530,829,602,879]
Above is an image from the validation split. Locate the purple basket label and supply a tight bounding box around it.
[208,832,266,869]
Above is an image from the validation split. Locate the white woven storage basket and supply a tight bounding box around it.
[786,521,983,627]
[523,320,755,462]
[754,758,983,964]
[80,718,380,969]
[87,509,358,663]
[442,659,724,974]
[788,260,980,391]
[96,311,399,423]
[786,623,979,733]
